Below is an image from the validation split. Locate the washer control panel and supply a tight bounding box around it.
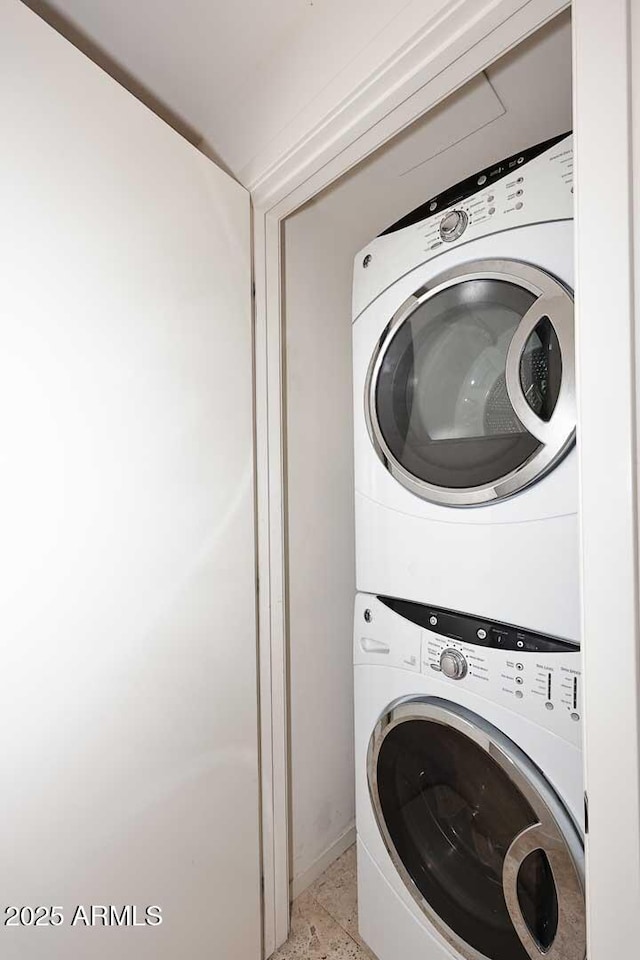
[439,209,468,242]
[422,630,580,720]
[440,648,468,679]
[375,595,582,745]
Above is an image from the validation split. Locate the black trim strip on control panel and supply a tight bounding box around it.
[377,131,571,237]
[377,595,578,654]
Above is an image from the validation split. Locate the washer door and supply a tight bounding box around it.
[365,259,574,506]
[367,698,585,960]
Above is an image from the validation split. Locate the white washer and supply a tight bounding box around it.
[354,592,585,960]
[353,133,577,640]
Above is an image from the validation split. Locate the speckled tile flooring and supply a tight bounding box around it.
[270,845,377,960]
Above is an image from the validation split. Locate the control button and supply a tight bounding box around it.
[364,609,372,623]
[487,194,494,202]
[440,648,468,681]
[477,628,487,640]
[439,209,469,242]
[517,176,524,183]
[517,640,524,648]
[516,189,523,196]
[429,201,438,212]
[515,677,524,685]
[429,615,438,626]
[515,201,523,210]
[571,712,580,722]
[516,663,524,671]
[515,690,524,700]
[517,156,524,164]
[545,702,554,711]
[477,174,487,185]
[488,207,495,215]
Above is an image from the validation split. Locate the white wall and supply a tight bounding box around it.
[284,9,573,895]
[284,205,359,892]
[0,4,260,958]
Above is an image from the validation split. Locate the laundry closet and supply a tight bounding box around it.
[283,4,575,923]
[7,1,640,958]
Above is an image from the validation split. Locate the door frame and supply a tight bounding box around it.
[572,1,640,956]
[252,0,640,957]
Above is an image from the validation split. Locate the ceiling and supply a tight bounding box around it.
[20,0,435,183]
[285,9,573,280]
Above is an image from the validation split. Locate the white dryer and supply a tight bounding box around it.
[352,133,577,640]
[354,592,585,960]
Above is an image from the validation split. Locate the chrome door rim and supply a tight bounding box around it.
[364,259,575,506]
[367,697,586,960]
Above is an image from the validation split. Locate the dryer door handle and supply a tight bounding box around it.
[503,822,585,960]
[504,290,575,447]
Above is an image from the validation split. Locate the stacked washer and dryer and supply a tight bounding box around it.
[351,132,585,960]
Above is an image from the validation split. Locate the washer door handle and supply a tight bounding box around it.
[503,822,586,960]
[505,292,575,447]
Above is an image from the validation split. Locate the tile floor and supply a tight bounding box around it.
[271,845,377,960]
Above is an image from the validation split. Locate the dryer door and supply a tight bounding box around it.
[366,259,574,505]
[367,698,585,960]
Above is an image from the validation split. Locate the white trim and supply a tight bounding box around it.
[254,1,571,955]
[290,825,357,901]
[254,207,290,957]
[573,0,640,953]
[249,0,570,210]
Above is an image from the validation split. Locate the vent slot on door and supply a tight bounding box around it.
[516,848,559,951]
[519,316,562,422]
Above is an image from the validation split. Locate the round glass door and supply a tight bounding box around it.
[365,259,575,506]
[367,699,586,960]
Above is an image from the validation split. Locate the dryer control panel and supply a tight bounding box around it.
[372,595,582,745]
[353,132,574,321]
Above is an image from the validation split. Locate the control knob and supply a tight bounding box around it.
[439,209,468,242]
[440,648,468,680]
